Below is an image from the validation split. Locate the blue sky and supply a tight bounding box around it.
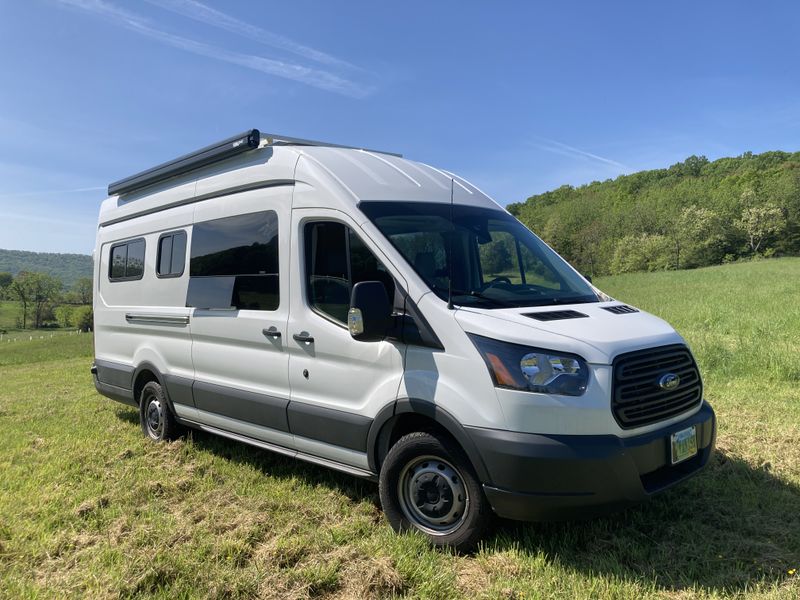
[2,1,800,254]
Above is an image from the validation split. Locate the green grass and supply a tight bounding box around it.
[1,259,799,598]
[0,299,86,337]
[0,300,21,331]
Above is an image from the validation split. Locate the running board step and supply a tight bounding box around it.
[182,420,378,481]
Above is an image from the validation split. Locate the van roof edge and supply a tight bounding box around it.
[262,132,402,158]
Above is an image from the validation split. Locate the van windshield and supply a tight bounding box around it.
[360,201,599,309]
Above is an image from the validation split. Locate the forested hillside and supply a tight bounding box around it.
[507,151,800,276]
[0,249,92,288]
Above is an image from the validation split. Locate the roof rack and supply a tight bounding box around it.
[107,128,401,197]
[262,132,402,158]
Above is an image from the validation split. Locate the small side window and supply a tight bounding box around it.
[109,238,146,281]
[157,230,187,278]
[110,244,127,279]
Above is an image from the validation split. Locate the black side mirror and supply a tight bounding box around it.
[583,274,593,283]
[348,281,392,342]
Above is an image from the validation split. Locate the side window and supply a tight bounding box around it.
[305,221,395,324]
[108,238,145,281]
[157,230,187,278]
[186,211,279,310]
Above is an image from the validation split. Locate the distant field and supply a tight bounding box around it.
[0,300,20,330]
[1,259,798,598]
[0,300,88,337]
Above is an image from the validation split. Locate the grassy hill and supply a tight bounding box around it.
[508,151,800,278]
[0,259,798,598]
[0,248,92,288]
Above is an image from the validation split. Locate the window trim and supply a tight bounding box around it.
[108,237,146,282]
[156,230,187,279]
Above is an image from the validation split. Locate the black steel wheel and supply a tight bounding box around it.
[379,431,490,551]
[138,380,182,442]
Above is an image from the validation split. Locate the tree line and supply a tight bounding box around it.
[507,151,800,277]
[0,271,92,331]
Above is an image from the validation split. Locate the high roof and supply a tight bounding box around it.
[99,132,501,227]
[294,145,498,207]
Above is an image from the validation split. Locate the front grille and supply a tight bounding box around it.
[612,344,702,428]
[525,310,588,322]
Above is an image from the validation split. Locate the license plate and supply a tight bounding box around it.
[670,425,698,464]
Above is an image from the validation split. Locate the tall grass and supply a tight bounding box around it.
[0,259,798,598]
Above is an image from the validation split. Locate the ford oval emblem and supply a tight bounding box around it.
[658,373,681,390]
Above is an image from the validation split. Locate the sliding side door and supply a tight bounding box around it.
[188,186,293,448]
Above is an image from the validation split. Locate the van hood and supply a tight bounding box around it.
[455,301,686,365]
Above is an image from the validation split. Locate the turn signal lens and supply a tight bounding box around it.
[348,308,364,336]
[486,353,518,387]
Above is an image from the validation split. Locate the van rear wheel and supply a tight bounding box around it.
[139,381,182,442]
[379,431,490,551]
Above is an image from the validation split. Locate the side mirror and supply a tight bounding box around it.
[348,281,392,342]
[583,274,593,283]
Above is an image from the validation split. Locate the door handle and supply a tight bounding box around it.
[262,327,282,339]
[292,332,315,344]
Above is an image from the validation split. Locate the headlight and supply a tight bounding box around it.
[468,334,589,396]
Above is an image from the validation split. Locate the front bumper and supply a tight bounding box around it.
[466,401,716,521]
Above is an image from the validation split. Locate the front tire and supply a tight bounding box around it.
[139,381,182,442]
[379,431,490,551]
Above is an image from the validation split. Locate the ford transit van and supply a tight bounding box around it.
[92,129,716,549]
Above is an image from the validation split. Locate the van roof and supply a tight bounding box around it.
[99,133,501,227]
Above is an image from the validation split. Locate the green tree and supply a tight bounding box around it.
[610,234,671,274]
[510,150,800,275]
[0,271,12,296]
[76,306,94,332]
[9,272,63,329]
[9,271,33,329]
[663,205,719,270]
[737,189,786,254]
[72,277,93,305]
[55,305,74,328]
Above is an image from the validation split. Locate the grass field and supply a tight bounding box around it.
[0,300,84,337]
[0,300,21,331]
[1,259,799,599]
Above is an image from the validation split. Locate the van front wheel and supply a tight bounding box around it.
[139,381,182,442]
[379,432,489,550]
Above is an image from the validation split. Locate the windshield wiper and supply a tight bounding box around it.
[450,289,519,308]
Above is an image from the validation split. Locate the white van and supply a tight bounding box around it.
[92,129,716,549]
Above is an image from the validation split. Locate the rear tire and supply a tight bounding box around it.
[139,381,182,442]
[379,431,490,551]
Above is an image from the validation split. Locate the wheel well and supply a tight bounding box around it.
[133,369,159,406]
[376,413,460,470]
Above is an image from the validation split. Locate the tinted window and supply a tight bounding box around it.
[126,240,145,279]
[157,231,187,277]
[109,239,145,281]
[187,211,279,311]
[191,212,278,277]
[110,245,127,279]
[305,221,394,323]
